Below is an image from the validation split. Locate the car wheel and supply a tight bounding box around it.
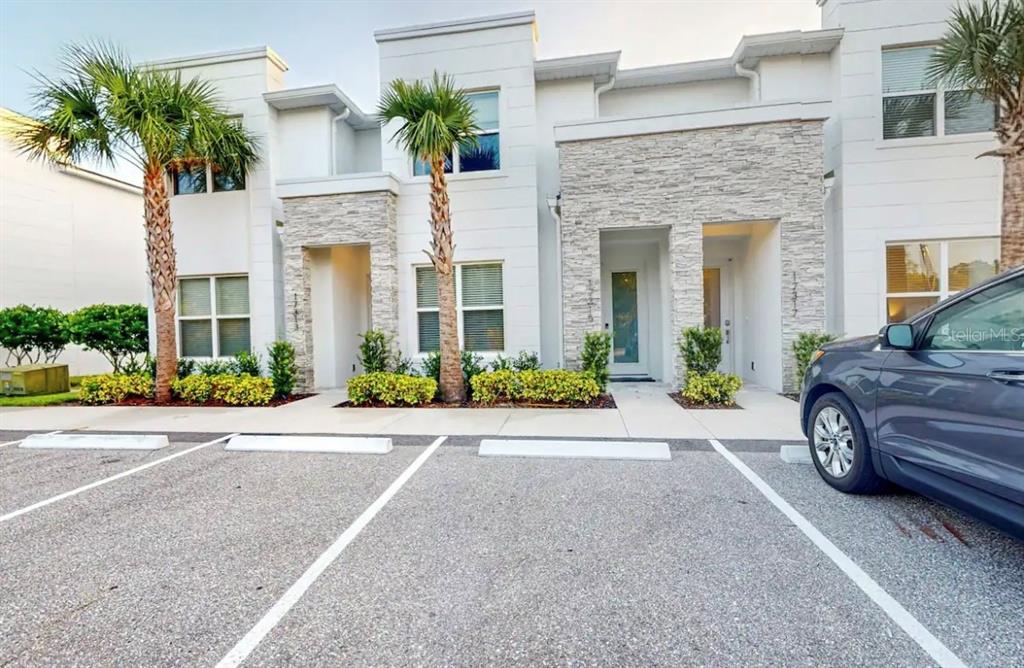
[808,392,885,494]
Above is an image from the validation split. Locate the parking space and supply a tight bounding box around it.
[1,431,1020,666]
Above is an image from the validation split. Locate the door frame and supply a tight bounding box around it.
[601,264,649,377]
[703,262,735,374]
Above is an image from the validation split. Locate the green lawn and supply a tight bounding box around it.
[0,391,79,407]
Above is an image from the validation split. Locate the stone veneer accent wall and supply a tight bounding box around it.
[281,191,398,392]
[558,120,826,392]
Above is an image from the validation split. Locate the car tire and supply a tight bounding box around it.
[807,392,886,494]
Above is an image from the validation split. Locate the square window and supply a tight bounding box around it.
[413,153,452,177]
[458,133,500,173]
[883,94,936,139]
[417,311,440,353]
[944,90,997,135]
[463,309,504,351]
[467,91,499,131]
[948,238,999,291]
[217,318,251,356]
[179,278,211,316]
[180,320,213,357]
[213,165,246,192]
[886,243,941,293]
[215,276,249,315]
[173,166,207,195]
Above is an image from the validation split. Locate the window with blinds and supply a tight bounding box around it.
[882,46,995,140]
[415,263,504,353]
[178,275,251,357]
[885,239,999,322]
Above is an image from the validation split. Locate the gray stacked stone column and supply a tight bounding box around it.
[557,119,826,392]
[281,191,399,392]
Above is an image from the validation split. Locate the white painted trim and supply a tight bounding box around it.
[225,435,392,454]
[374,11,535,42]
[143,46,288,72]
[554,100,830,143]
[20,434,168,450]
[0,433,238,524]
[216,435,448,668]
[479,439,670,461]
[709,439,967,668]
[276,172,401,198]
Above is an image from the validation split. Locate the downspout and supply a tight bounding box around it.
[734,62,761,103]
[593,76,616,117]
[329,108,351,175]
[547,196,565,368]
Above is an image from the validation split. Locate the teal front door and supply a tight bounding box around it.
[604,268,647,376]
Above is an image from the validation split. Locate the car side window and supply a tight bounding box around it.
[920,275,1024,352]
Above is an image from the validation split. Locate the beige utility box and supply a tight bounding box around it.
[0,364,71,396]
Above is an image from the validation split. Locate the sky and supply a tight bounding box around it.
[0,0,820,181]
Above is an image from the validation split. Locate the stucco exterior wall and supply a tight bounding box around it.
[558,119,826,392]
[281,191,398,392]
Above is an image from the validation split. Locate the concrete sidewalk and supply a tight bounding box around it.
[0,382,804,440]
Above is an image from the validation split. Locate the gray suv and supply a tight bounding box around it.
[800,266,1023,540]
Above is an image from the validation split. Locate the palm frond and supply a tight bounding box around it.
[377,70,481,162]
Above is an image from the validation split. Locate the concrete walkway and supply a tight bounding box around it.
[0,382,804,440]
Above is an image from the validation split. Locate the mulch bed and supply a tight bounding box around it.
[337,394,617,409]
[667,392,742,410]
[75,394,315,408]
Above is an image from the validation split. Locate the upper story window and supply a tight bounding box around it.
[882,46,997,140]
[171,163,246,195]
[413,91,500,176]
[885,237,1000,322]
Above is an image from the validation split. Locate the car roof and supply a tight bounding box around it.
[909,265,1024,325]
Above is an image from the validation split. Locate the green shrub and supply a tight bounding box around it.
[682,371,742,406]
[471,369,600,405]
[67,304,148,373]
[78,373,153,405]
[177,358,197,378]
[171,374,213,403]
[213,375,274,406]
[580,331,611,392]
[198,359,236,376]
[490,350,542,372]
[793,332,837,385]
[358,329,394,373]
[0,304,70,366]
[267,340,297,398]
[420,350,485,400]
[347,372,437,406]
[679,326,722,376]
[234,351,262,376]
[421,351,441,385]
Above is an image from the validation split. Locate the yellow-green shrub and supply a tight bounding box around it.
[78,374,153,405]
[681,371,742,406]
[213,375,274,406]
[171,374,213,403]
[347,372,436,406]
[472,369,600,405]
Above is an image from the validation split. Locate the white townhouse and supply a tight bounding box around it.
[152,0,1002,394]
[0,108,147,374]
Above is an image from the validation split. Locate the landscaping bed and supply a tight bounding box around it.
[102,393,315,408]
[667,392,741,410]
[337,394,616,409]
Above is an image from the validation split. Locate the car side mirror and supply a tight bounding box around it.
[882,323,915,350]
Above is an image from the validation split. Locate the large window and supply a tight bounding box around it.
[413,91,500,176]
[882,46,997,140]
[178,275,251,357]
[416,263,504,353]
[171,163,246,194]
[885,238,1000,322]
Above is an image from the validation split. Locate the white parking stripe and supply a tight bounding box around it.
[709,439,967,668]
[0,430,61,448]
[216,436,447,668]
[0,433,237,523]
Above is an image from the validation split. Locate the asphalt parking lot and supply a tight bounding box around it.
[1,431,1022,667]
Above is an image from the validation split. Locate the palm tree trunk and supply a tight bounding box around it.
[143,167,178,402]
[1002,153,1024,270]
[429,157,465,403]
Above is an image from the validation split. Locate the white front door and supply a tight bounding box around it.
[602,267,648,376]
[703,265,734,373]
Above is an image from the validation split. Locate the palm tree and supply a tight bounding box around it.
[378,72,480,402]
[12,43,259,401]
[930,0,1024,269]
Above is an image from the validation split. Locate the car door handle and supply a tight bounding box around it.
[988,369,1024,384]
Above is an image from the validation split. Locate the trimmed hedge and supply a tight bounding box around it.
[170,374,274,406]
[347,372,437,406]
[471,369,600,405]
[681,371,742,406]
[79,374,153,405]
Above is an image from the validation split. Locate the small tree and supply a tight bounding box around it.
[67,304,148,373]
[929,0,1024,268]
[267,340,297,398]
[580,331,612,392]
[0,305,69,366]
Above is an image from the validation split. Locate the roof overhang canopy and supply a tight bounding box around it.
[263,85,377,130]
